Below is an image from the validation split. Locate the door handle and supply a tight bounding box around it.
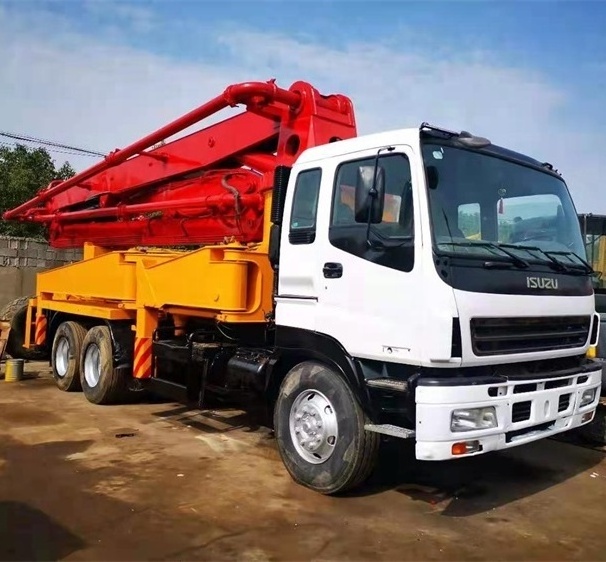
[323,262,343,279]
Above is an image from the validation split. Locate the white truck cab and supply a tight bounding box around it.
[274,123,601,469]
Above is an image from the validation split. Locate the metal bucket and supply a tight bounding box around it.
[4,358,24,382]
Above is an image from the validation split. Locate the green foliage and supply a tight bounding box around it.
[458,211,480,237]
[458,210,515,242]
[498,220,513,242]
[0,144,75,238]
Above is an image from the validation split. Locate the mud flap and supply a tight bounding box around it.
[0,321,11,361]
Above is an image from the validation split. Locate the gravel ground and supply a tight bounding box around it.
[1,362,605,561]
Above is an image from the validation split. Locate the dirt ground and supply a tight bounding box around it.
[1,363,605,561]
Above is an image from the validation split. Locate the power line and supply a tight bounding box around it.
[0,140,101,158]
[0,131,106,157]
[0,140,99,158]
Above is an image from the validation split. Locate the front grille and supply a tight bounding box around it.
[506,421,553,443]
[470,316,591,356]
[512,401,532,422]
[514,383,537,394]
[558,393,571,412]
[546,378,572,390]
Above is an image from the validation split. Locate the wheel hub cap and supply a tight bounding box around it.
[84,343,101,388]
[289,389,338,464]
[54,337,69,378]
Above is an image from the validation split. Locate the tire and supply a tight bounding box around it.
[578,404,606,445]
[0,296,46,361]
[273,360,380,495]
[79,326,128,405]
[51,321,87,392]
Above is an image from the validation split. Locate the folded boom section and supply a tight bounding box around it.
[3,79,357,249]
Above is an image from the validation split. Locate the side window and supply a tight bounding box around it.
[289,168,322,245]
[329,153,415,272]
[458,203,481,239]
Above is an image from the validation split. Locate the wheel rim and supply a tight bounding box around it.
[84,343,101,388]
[54,337,70,378]
[289,389,339,464]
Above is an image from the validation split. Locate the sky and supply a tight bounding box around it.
[1,0,606,213]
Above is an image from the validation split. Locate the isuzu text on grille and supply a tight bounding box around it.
[527,276,559,289]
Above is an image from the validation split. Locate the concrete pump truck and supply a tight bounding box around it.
[1,79,601,494]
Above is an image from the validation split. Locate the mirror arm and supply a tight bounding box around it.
[366,146,395,248]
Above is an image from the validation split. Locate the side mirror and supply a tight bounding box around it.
[355,164,385,224]
[425,165,439,190]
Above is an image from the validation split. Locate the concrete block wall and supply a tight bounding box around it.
[0,236,82,309]
[0,236,82,269]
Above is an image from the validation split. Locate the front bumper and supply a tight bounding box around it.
[415,368,602,460]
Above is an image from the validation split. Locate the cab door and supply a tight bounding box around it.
[275,167,323,332]
[313,146,426,364]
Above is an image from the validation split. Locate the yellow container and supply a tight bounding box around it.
[5,359,24,382]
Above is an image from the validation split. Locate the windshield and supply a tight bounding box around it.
[422,141,587,270]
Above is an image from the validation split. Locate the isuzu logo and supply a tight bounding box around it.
[527,276,558,289]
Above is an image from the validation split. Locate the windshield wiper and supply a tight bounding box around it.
[443,240,530,269]
[497,242,571,273]
[499,243,593,275]
[544,250,594,274]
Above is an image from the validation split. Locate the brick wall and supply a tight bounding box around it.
[0,236,82,269]
[0,236,82,309]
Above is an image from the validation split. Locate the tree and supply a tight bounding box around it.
[458,210,481,237]
[0,144,76,238]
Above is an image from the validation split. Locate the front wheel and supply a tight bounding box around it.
[273,361,380,495]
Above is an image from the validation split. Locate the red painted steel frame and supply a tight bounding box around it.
[3,80,358,249]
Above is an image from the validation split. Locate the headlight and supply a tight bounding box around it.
[451,407,497,432]
[580,388,597,407]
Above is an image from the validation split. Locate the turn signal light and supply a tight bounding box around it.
[451,440,482,455]
[582,411,595,424]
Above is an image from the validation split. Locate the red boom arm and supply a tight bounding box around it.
[3,79,357,249]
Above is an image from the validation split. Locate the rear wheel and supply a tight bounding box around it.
[80,326,128,405]
[273,360,380,495]
[52,321,87,391]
